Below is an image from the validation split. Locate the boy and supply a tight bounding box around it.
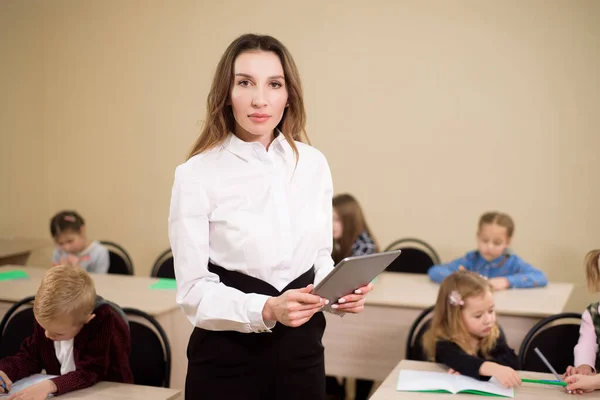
[0,265,133,399]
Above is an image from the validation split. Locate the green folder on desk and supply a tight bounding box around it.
[0,270,29,281]
[149,278,177,290]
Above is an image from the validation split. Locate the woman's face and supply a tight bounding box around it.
[230,50,288,147]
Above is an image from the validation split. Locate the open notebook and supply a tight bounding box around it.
[0,374,57,398]
[397,369,514,398]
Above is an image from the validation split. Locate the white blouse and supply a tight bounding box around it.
[169,133,334,333]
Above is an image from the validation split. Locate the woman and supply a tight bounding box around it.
[169,34,374,400]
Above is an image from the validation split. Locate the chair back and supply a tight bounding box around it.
[123,307,171,387]
[101,241,134,275]
[518,312,581,373]
[0,295,36,358]
[151,249,175,279]
[384,238,440,274]
[406,305,435,361]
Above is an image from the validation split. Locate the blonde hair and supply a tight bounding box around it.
[478,211,515,238]
[188,34,309,162]
[34,265,97,325]
[585,249,600,292]
[423,270,500,360]
[332,194,378,263]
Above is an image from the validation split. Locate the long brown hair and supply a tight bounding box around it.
[188,34,309,161]
[585,249,600,292]
[332,194,378,263]
[423,271,500,361]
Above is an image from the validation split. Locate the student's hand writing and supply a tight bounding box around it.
[491,365,521,388]
[488,277,510,291]
[565,364,595,377]
[332,283,374,313]
[448,368,461,375]
[7,379,57,400]
[0,370,13,393]
[262,285,327,328]
[565,374,600,394]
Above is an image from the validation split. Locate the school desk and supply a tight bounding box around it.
[58,381,181,399]
[0,238,49,266]
[0,266,193,390]
[370,359,570,400]
[322,272,574,381]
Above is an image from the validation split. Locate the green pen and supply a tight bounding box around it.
[521,378,567,387]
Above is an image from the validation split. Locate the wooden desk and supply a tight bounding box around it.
[0,266,193,390]
[59,381,181,399]
[0,238,49,266]
[322,272,573,381]
[371,360,568,400]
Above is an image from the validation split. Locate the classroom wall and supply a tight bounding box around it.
[0,1,49,240]
[2,0,599,310]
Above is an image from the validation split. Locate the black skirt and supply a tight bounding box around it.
[185,263,326,400]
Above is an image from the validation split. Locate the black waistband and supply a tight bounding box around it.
[208,262,315,296]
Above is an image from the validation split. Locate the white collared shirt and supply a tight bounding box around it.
[54,339,76,375]
[169,132,334,333]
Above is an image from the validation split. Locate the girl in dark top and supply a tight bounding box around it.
[422,270,521,388]
[332,193,378,264]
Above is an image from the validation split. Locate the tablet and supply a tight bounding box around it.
[312,250,402,311]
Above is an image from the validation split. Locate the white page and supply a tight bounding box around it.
[0,374,58,397]
[397,369,514,398]
[397,370,456,392]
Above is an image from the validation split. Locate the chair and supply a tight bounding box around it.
[406,305,435,361]
[151,249,174,279]
[0,295,35,358]
[518,312,581,373]
[384,238,441,274]
[100,241,134,275]
[123,307,171,388]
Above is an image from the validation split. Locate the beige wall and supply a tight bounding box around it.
[0,1,49,239]
[2,0,599,310]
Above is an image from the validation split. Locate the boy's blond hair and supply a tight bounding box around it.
[34,265,97,325]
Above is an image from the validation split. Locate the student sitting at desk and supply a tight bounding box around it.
[564,249,600,395]
[49,210,110,274]
[423,270,521,388]
[427,211,547,290]
[0,265,133,400]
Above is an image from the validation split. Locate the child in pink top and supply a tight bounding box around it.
[564,249,600,394]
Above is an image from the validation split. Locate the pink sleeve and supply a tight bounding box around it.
[574,309,599,370]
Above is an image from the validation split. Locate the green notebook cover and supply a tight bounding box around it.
[0,270,29,281]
